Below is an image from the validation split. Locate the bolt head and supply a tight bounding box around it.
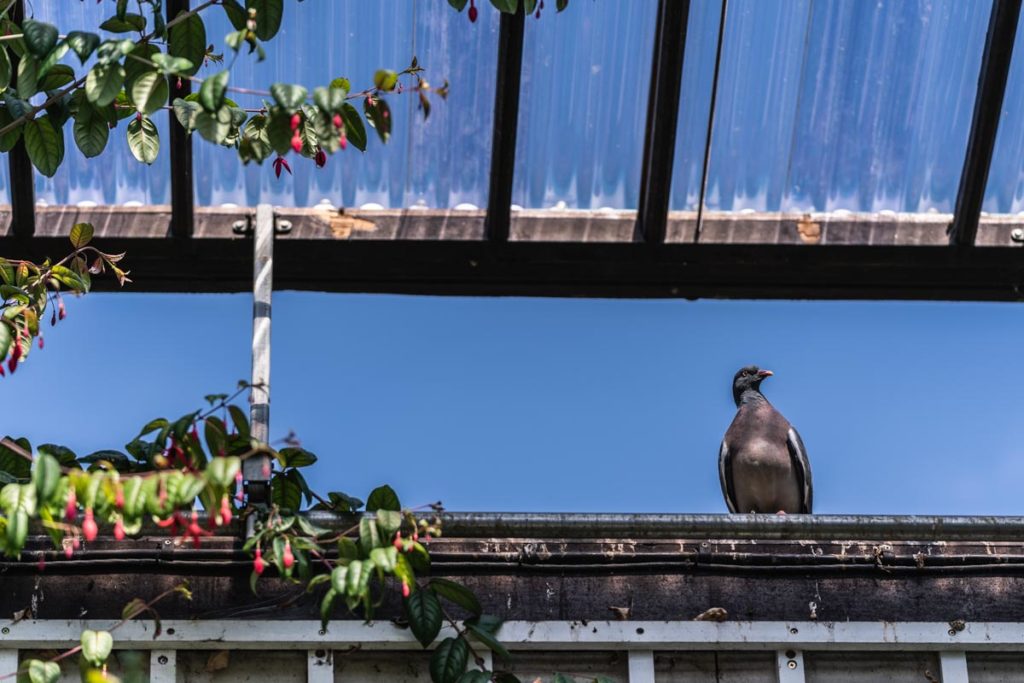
[1012,228,1024,242]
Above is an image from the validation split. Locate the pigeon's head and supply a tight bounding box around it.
[732,365,773,404]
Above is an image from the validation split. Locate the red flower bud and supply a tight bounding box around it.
[73,537,80,550]
[0,365,5,377]
[315,149,327,168]
[393,531,403,550]
[468,0,478,23]
[273,155,292,179]
[113,519,125,541]
[65,490,78,521]
[282,540,295,569]
[114,487,124,509]
[402,580,411,598]
[7,355,16,374]
[262,461,271,478]
[37,554,45,571]
[58,299,66,320]
[338,132,347,150]
[37,335,43,350]
[64,545,73,559]
[82,509,98,542]
[332,114,343,128]
[412,530,419,542]
[220,495,232,525]
[291,133,303,153]
[290,113,301,130]
[253,547,265,575]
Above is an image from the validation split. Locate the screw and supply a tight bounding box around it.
[788,660,798,670]
[1,627,9,635]
[158,655,168,665]
[948,629,957,636]
[319,629,327,636]
[1012,228,1024,242]
[166,628,175,635]
[790,627,799,635]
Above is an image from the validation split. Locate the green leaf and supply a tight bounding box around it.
[16,55,38,100]
[465,621,510,662]
[0,323,9,361]
[80,630,113,667]
[337,536,359,563]
[151,53,194,75]
[556,0,568,10]
[26,659,60,683]
[338,102,366,151]
[552,675,575,683]
[0,107,21,152]
[37,444,78,466]
[66,31,101,63]
[31,453,60,503]
[73,103,110,158]
[490,0,519,11]
[22,20,58,59]
[359,516,381,554]
[345,558,373,597]
[69,222,94,248]
[124,43,159,95]
[277,447,317,468]
[37,64,74,91]
[199,70,229,112]
[270,83,307,111]
[86,63,125,107]
[245,0,284,41]
[524,0,538,13]
[0,437,31,481]
[313,86,347,114]
[0,47,10,91]
[369,546,398,573]
[222,0,248,29]
[448,0,470,10]
[131,71,169,115]
[430,638,469,683]
[456,672,491,683]
[172,97,202,132]
[100,13,147,33]
[429,579,482,616]
[376,509,402,537]
[320,588,337,629]
[23,115,64,177]
[364,97,392,143]
[365,484,401,512]
[127,115,159,164]
[168,10,205,76]
[405,587,442,647]
[271,469,303,511]
[373,69,398,92]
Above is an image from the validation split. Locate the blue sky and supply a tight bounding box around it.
[4,293,1023,516]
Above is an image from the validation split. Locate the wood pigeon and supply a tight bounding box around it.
[719,366,813,514]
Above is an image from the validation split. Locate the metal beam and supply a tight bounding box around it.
[7,0,35,239]
[166,0,195,239]
[484,4,525,241]
[243,205,273,519]
[6,235,1024,301]
[939,652,970,683]
[634,0,691,243]
[777,650,806,683]
[949,0,1023,245]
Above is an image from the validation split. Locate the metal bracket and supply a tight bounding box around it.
[233,215,293,236]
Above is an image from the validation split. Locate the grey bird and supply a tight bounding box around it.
[719,366,813,514]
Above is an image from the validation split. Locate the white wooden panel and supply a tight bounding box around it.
[175,649,306,682]
[308,649,333,683]
[628,650,654,683]
[505,651,629,681]
[3,620,1024,652]
[939,651,969,683]
[0,650,17,681]
[776,650,805,683]
[150,649,176,683]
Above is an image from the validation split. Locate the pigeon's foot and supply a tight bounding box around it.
[776,510,787,516]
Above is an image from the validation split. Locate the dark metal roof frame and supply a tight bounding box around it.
[949,0,1023,246]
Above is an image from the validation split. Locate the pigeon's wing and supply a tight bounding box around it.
[718,438,738,513]
[786,426,813,514]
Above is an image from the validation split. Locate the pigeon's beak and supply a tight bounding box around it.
[757,369,773,378]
